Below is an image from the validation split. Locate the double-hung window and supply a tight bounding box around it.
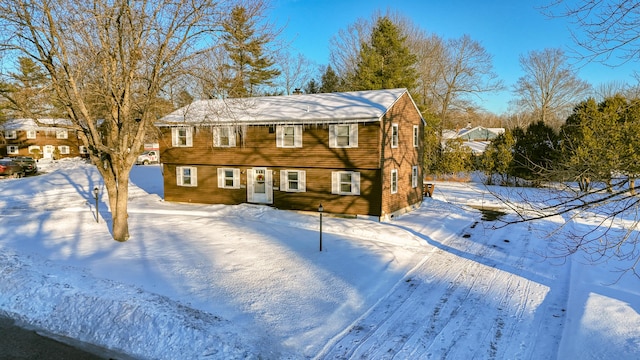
[217,168,241,189]
[27,130,37,139]
[4,130,17,139]
[56,130,68,139]
[412,166,419,188]
[391,169,398,194]
[413,125,419,147]
[280,170,306,192]
[171,127,193,147]
[391,124,399,148]
[331,171,361,195]
[177,166,197,187]
[7,145,18,155]
[213,126,236,147]
[276,125,302,148]
[58,145,70,155]
[329,124,358,148]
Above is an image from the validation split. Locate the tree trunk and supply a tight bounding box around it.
[630,176,636,196]
[104,167,131,242]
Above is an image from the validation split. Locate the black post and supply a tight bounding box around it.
[93,187,99,223]
[319,203,323,252]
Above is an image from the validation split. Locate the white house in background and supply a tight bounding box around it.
[442,125,505,155]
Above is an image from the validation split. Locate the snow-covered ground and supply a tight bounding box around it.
[0,158,637,359]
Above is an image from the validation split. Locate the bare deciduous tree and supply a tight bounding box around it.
[0,0,222,241]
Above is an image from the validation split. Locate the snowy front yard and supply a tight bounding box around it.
[0,159,637,359]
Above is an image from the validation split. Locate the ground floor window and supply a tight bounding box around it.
[177,166,197,187]
[331,171,360,195]
[280,170,306,192]
[217,168,240,189]
[412,166,419,188]
[7,145,18,155]
[391,169,398,194]
[58,145,70,155]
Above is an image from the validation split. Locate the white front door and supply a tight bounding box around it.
[248,168,272,204]
[43,145,55,159]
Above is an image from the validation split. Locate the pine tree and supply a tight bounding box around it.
[221,5,280,97]
[350,16,417,91]
[319,65,340,93]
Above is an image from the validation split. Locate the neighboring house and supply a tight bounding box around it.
[443,125,505,155]
[157,88,425,220]
[0,118,87,159]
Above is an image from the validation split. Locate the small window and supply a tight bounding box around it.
[79,146,88,154]
[58,145,70,154]
[331,171,361,195]
[217,168,240,189]
[280,170,306,192]
[27,130,37,139]
[177,166,197,187]
[413,125,419,147]
[56,130,68,139]
[391,124,399,148]
[276,125,302,148]
[391,169,398,194]
[171,127,193,147]
[329,124,358,148]
[213,126,236,147]
[412,166,419,188]
[7,145,19,154]
[4,130,17,139]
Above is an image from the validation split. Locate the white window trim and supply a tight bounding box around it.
[331,171,361,195]
[412,165,419,188]
[213,126,236,147]
[280,170,306,192]
[56,130,68,139]
[177,166,198,187]
[79,146,88,154]
[391,169,398,194]
[171,127,193,147]
[4,130,17,139]
[7,145,19,155]
[27,130,37,139]
[391,123,399,148]
[276,125,303,148]
[413,125,419,147]
[329,124,358,148]
[58,145,70,154]
[217,168,241,189]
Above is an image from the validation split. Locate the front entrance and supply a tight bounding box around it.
[43,145,54,159]
[247,167,273,204]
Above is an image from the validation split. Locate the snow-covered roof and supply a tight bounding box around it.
[1,118,73,131]
[157,88,412,126]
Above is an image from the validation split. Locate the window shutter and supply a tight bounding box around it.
[294,125,303,148]
[233,168,241,188]
[266,170,273,204]
[352,172,361,195]
[185,127,193,147]
[176,167,183,186]
[191,167,198,186]
[171,128,178,146]
[247,169,255,202]
[276,125,283,147]
[217,168,224,188]
[229,127,237,147]
[299,171,306,192]
[329,125,337,148]
[331,171,339,194]
[280,170,287,191]
[213,128,220,147]
[350,124,358,147]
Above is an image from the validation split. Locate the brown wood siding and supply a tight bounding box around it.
[159,122,382,170]
[380,93,424,217]
[1,130,83,158]
[163,164,383,216]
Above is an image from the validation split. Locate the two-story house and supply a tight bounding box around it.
[157,88,424,220]
[0,118,87,159]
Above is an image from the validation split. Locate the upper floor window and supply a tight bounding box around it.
[412,165,419,188]
[217,168,241,189]
[391,124,399,148]
[177,166,197,187]
[331,171,360,195]
[280,170,306,192]
[276,125,302,148]
[27,130,37,139]
[413,125,419,147]
[391,169,398,194]
[213,126,236,147]
[329,124,358,148]
[171,127,193,147]
[56,130,68,139]
[4,130,17,139]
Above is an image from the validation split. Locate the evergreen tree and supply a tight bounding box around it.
[512,121,559,182]
[221,5,280,97]
[304,79,320,94]
[481,130,515,185]
[350,16,417,91]
[319,65,340,93]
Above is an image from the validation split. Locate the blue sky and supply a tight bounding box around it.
[270,0,639,114]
